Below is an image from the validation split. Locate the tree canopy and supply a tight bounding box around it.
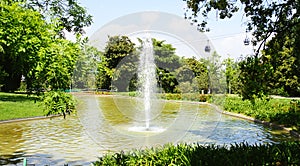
[97,35,136,90]
[6,0,93,35]
[261,25,300,97]
[72,35,102,90]
[97,36,228,94]
[0,0,93,92]
[0,1,54,91]
[184,0,300,50]
[184,0,300,98]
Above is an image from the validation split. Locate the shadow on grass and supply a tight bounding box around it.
[0,92,40,102]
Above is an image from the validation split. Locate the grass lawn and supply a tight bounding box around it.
[0,92,45,121]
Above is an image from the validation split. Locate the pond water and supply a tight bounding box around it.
[0,94,297,165]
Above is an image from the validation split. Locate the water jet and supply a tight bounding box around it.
[135,37,159,132]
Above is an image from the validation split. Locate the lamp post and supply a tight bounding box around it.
[158,71,163,94]
[207,65,210,94]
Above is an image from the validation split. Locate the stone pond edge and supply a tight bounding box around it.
[0,114,61,124]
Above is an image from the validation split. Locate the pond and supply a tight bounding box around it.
[0,94,297,165]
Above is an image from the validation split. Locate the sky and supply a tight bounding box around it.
[70,0,254,60]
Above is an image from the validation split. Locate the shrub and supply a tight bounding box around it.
[42,91,76,118]
[94,142,300,166]
[218,96,300,132]
[160,93,212,102]
[199,94,207,102]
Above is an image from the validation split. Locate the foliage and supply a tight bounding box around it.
[8,0,93,35]
[97,35,136,90]
[270,100,300,130]
[158,69,178,93]
[153,38,180,72]
[0,1,54,92]
[72,35,102,89]
[42,91,76,119]
[96,36,228,95]
[0,1,82,93]
[205,52,226,94]
[238,24,300,99]
[176,57,208,93]
[215,96,300,132]
[153,39,181,93]
[184,0,300,49]
[185,0,300,98]
[0,1,85,118]
[222,58,240,94]
[94,142,300,166]
[159,93,212,102]
[238,55,272,100]
[113,51,139,92]
[153,40,210,94]
[34,39,80,91]
[0,92,44,121]
[262,29,300,96]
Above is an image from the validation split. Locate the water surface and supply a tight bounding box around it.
[0,94,297,165]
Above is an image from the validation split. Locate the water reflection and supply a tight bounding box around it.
[0,94,298,165]
[0,114,101,165]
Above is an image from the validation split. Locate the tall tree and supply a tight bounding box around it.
[153,38,181,72]
[153,39,181,93]
[72,35,102,90]
[262,26,300,96]
[204,52,225,94]
[238,55,272,100]
[97,36,136,90]
[222,58,240,94]
[176,57,208,93]
[35,39,80,91]
[0,1,54,92]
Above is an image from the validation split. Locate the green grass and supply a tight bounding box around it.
[94,142,300,165]
[0,92,45,121]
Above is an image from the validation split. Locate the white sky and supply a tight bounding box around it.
[67,0,255,60]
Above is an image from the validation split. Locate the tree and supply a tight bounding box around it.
[0,1,54,92]
[8,0,93,35]
[0,1,83,118]
[35,38,80,91]
[112,52,139,92]
[176,57,208,93]
[42,91,76,119]
[238,55,272,100]
[153,38,181,72]
[204,51,225,94]
[261,28,300,96]
[222,58,240,94]
[184,0,300,50]
[97,36,136,90]
[72,35,102,90]
[158,69,178,93]
[152,39,181,93]
[237,24,300,98]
